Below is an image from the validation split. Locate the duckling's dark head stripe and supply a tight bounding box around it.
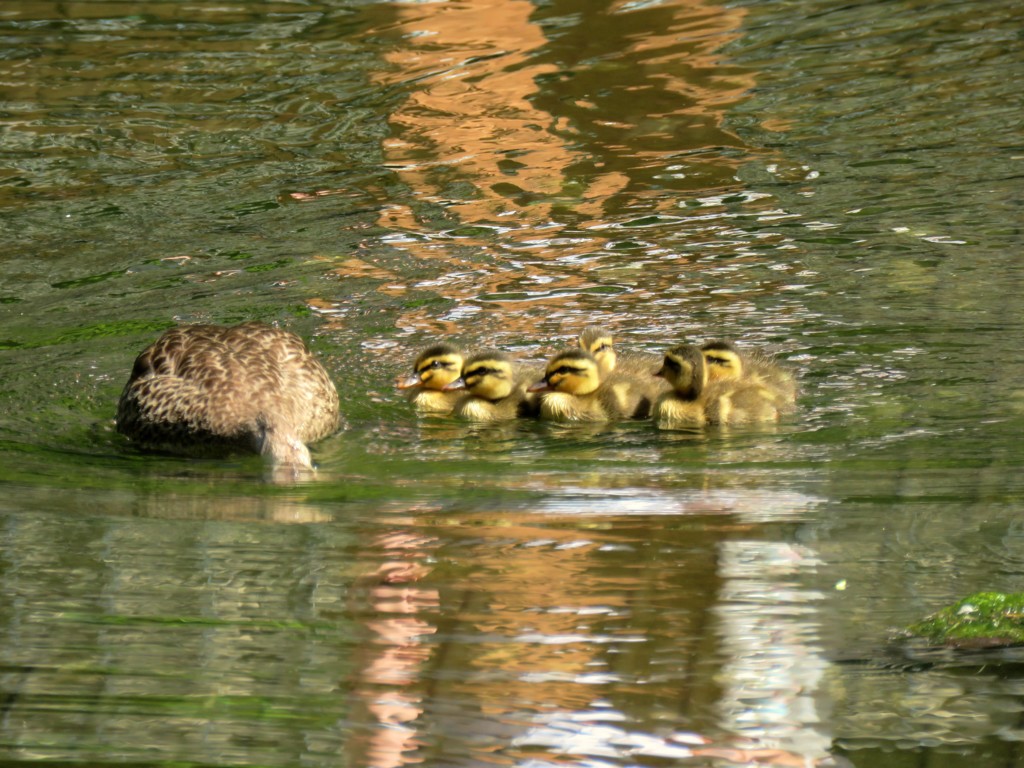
[418,358,458,374]
[466,365,506,378]
[662,356,683,374]
[549,349,593,364]
[579,326,613,350]
[415,345,461,371]
[546,349,596,378]
[701,340,738,353]
[551,364,588,377]
[464,349,509,366]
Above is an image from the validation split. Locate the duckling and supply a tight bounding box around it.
[578,326,617,377]
[443,350,537,421]
[395,344,465,414]
[116,322,340,469]
[578,325,668,410]
[530,349,654,422]
[578,325,662,379]
[653,342,789,427]
[700,339,797,411]
[652,344,709,428]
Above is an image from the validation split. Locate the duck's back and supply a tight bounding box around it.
[603,369,661,420]
[704,380,780,425]
[615,349,663,379]
[116,322,339,462]
[740,351,798,410]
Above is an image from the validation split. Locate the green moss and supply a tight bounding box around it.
[907,592,1024,647]
[243,259,293,273]
[51,270,124,289]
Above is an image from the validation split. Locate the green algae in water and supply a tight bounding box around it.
[907,592,1024,648]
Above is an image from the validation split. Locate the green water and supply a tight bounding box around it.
[2,0,1024,765]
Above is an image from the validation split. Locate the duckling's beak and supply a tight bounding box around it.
[653,366,666,379]
[442,378,466,392]
[395,374,423,390]
[527,378,551,393]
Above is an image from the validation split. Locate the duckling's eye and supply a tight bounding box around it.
[595,343,612,353]
[663,358,681,373]
[706,356,729,367]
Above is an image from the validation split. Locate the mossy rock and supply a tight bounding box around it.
[906,592,1024,649]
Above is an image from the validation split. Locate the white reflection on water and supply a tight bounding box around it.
[493,490,844,767]
[537,487,823,521]
[511,714,698,761]
[715,540,832,762]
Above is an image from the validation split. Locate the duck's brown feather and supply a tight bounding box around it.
[116,322,339,467]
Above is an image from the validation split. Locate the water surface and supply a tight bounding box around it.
[2,0,1024,766]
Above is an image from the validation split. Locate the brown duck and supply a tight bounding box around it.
[116,322,340,469]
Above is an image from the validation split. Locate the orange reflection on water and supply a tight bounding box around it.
[307,0,774,352]
[346,526,439,768]
[431,514,722,722]
[374,0,596,219]
[366,0,754,339]
[374,0,751,225]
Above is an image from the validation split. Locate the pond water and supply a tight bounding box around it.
[2,0,1024,765]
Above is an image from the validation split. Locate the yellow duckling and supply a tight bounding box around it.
[529,349,654,422]
[652,344,709,428]
[700,339,797,410]
[395,344,465,414]
[443,351,537,421]
[578,325,662,379]
[654,342,791,427]
[116,322,340,469]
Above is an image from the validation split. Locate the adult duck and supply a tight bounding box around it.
[116,322,339,469]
